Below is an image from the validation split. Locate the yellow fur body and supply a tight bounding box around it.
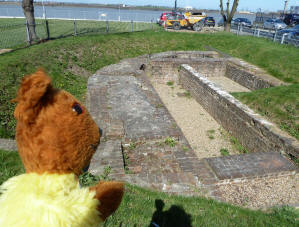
[0,173,102,227]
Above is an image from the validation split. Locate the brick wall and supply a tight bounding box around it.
[225,63,273,90]
[149,58,226,83]
[179,65,299,158]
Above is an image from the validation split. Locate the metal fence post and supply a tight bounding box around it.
[254,25,257,36]
[106,20,109,33]
[73,20,77,36]
[240,23,243,35]
[281,33,286,44]
[151,19,153,30]
[273,29,277,42]
[25,20,31,45]
[131,20,133,32]
[257,29,260,37]
[45,20,50,40]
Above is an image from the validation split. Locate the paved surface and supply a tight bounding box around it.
[0,139,17,151]
[208,76,251,93]
[207,152,297,181]
[87,56,298,205]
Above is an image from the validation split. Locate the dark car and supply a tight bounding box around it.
[203,17,215,27]
[283,14,299,26]
[217,18,235,26]
[233,18,252,27]
[278,24,299,38]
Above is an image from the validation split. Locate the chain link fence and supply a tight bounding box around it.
[0,18,160,49]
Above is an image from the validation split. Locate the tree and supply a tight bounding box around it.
[219,0,239,32]
[22,0,38,42]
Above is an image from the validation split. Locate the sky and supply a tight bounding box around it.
[43,0,299,12]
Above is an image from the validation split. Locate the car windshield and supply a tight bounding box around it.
[275,19,283,23]
[206,17,213,20]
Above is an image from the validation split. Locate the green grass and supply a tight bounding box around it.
[0,149,25,185]
[220,148,230,156]
[0,30,298,139]
[232,84,299,140]
[0,18,159,49]
[164,137,177,147]
[1,150,298,226]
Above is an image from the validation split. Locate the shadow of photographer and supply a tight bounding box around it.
[149,199,192,227]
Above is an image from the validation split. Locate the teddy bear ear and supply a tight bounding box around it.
[13,68,53,123]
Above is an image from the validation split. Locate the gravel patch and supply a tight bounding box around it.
[152,82,240,159]
[214,174,299,209]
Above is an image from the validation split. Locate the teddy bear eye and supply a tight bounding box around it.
[72,103,83,115]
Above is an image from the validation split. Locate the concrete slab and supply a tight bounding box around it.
[208,76,251,93]
[89,140,125,178]
[88,74,182,141]
[207,152,297,180]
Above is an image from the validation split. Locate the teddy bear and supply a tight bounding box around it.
[0,69,124,226]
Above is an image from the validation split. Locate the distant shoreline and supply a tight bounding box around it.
[0,1,221,13]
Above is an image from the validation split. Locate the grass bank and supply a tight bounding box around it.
[233,84,299,140]
[0,149,298,226]
[0,30,298,139]
[0,18,159,49]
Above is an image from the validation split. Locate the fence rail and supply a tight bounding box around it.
[230,23,299,47]
[0,18,159,49]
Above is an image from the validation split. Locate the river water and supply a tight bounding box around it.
[0,4,256,23]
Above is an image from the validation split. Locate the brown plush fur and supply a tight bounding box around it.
[90,181,124,220]
[13,69,124,220]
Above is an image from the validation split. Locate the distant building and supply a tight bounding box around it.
[290,6,299,14]
[184,6,193,11]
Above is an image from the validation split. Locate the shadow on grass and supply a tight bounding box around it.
[149,199,192,227]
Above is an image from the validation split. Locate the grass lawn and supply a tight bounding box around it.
[0,30,298,141]
[0,18,159,49]
[0,149,24,185]
[233,84,299,140]
[0,149,298,226]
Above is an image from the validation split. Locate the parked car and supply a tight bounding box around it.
[203,17,215,27]
[263,19,287,30]
[283,14,299,26]
[233,18,252,27]
[158,11,183,26]
[278,24,299,38]
[217,18,235,27]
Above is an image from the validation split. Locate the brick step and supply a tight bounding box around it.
[205,152,298,184]
[89,140,125,178]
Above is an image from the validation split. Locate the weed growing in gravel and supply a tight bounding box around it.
[230,136,248,154]
[218,128,248,154]
[164,137,177,147]
[207,129,215,139]
[167,81,174,86]
[155,103,163,108]
[220,148,230,156]
[79,166,111,186]
[182,145,189,152]
[123,152,133,174]
[128,142,136,150]
[183,91,192,99]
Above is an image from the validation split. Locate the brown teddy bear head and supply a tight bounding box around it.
[13,69,100,176]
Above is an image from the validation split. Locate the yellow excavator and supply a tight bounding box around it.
[165,11,207,31]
